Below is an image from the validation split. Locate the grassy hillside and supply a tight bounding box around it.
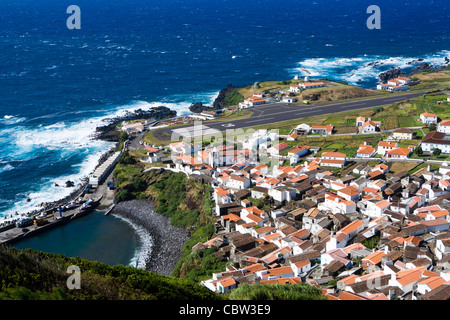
[0,246,221,300]
[228,283,326,300]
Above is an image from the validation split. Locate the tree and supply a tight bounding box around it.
[120,131,129,143]
[415,146,423,156]
[428,124,437,132]
[373,106,384,113]
[433,148,441,157]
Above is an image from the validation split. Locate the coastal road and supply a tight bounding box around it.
[154,91,425,141]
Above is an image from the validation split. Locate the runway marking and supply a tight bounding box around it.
[246,117,275,124]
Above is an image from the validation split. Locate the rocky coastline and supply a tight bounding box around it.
[378,57,450,82]
[111,200,190,276]
[94,106,177,142]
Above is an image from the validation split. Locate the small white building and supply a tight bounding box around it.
[319,194,356,215]
[421,131,450,154]
[420,113,438,125]
[356,144,376,158]
[169,141,194,155]
[377,83,390,90]
[365,199,392,218]
[362,120,381,133]
[282,97,297,103]
[289,84,301,93]
[301,82,325,89]
[311,125,333,135]
[438,120,450,134]
[226,175,251,189]
[377,141,398,156]
[319,152,346,168]
[290,260,311,277]
[388,85,409,92]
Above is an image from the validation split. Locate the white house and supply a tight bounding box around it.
[377,83,390,90]
[365,200,392,218]
[251,163,269,176]
[267,143,290,155]
[217,278,237,294]
[226,175,251,189]
[319,194,356,215]
[421,131,450,154]
[288,146,310,157]
[268,186,297,204]
[384,146,414,160]
[357,143,376,158]
[282,97,297,103]
[214,187,231,204]
[435,238,450,260]
[290,260,311,277]
[325,219,365,251]
[377,141,398,156]
[362,120,381,133]
[311,125,333,136]
[169,141,194,155]
[337,186,360,202]
[438,120,450,134]
[242,96,266,107]
[319,152,346,168]
[396,77,412,85]
[388,268,425,293]
[243,129,278,151]
[289,84,302,93]
[388,85,409,92]
[416,277,446,295]
[420,113,437,125]
[256,266,294,281]
[301,82,325,89]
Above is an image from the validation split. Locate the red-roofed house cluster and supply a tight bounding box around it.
[157,125,450,300]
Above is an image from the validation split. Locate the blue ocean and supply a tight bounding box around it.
[1,0,449,266]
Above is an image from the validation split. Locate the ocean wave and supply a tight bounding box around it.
[0,147,112,221]
[290,49,450,85]
[0,91,219,219]
[111,213,154,269]
[1,115,27,125]
[0,164,14,174]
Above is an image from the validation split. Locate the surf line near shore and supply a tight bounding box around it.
[110,211,154,269]
[111,200,190,276]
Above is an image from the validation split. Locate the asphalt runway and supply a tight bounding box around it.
[154,91,425,141]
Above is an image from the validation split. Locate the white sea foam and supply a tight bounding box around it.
[0,164,14,174]
[112,213,154,269]
[290,50,450,85]
[1,115,27,125]
[0,92,219,220]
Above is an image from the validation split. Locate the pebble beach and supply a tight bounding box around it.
[111,199,190,276]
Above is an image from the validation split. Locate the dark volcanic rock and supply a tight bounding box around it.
[95,106,177,142]
[65,180,75,188]
[410,62,432,74]
[379,67,405,83]
[213,84,239,109]
[189,102,206,114]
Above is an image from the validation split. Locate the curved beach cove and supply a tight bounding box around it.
[14,209,141,267]
[111,200,190,275]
